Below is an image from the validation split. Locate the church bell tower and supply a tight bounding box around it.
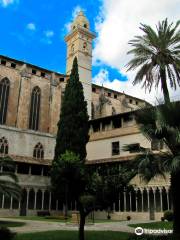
[65,11,96,118]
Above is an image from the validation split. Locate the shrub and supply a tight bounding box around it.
[164,210,173,221]
[0,227,16,240]
[127,215,131,221]
[37,211,50,216]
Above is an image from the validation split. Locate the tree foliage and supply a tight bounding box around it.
[126,19,180,103]
[123,101,180,236]
[0,156,21,199]
[54,57,89,161]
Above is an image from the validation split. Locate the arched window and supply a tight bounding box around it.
[33,143,44,159]
[0,137,8,155]
[0,78,10,124]
[29,86,41,131]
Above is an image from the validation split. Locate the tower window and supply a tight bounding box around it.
[60,77,64,82]
[92,87,96,93]
[114,94,117,99]
[129,99,133,104]
[41,72,45,77]
[11,63,16,68]
[112,141,120,156]
[29,86,41,131]
[136,101,138,105]
[0,78,10,124]
[0,137,8,155]
[83,42,87,51]
[33,142,44,159]
[32,69,36,75]
[1,60,6,65]
[71,44,75,54]
[84,24,87,28]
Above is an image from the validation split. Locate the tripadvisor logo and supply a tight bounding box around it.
[135,227,144,235]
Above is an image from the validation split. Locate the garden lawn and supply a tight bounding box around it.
[0,221,25,228]
[15,230,131,240]
[129,221,173,230]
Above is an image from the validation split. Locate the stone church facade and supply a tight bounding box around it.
[0,11,170,220]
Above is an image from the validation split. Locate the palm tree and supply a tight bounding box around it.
[126,19,180,103]
[0,156,21,199]
[124,101,180,238]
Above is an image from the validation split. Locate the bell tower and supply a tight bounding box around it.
[65,11,96,118]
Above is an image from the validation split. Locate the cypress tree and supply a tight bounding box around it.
[54,57,89,161]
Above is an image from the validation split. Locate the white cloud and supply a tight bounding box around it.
[93,0,180,103]
[0,0,17,7]
[44,30,54,38]
[41,30,54,45]
[26,23,36,31]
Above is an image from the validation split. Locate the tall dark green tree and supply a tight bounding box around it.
[126,19,180,104]
[54,57,89,162]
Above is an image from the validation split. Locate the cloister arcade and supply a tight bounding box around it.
[0,186,171,217]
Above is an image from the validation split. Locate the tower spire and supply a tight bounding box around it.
[65,11,96,118]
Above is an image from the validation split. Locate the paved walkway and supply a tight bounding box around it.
[0,217,154,234]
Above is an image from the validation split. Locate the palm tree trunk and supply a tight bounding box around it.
[160,68,170,104]
[171,171,180,238]
[79,209,85,240]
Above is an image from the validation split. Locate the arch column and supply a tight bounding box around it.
[166,187,170,210]
[49,192,51,211]
[152,188,156,211]
[141,189,144,212]
[135,189,138,212]
[129,192,132,212]
[56,200,58,211]
[26,188,30,211]
[41,189,45,210]
[147,188,150,211]
[118,192,120,212]
[34,189,37,210]
[123,190,126,212]
[2,194,4,209]
[10,196,13,210]
[160,188,163,212]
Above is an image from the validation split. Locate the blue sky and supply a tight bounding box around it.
[0,0,97,72]
[0,0,179,102]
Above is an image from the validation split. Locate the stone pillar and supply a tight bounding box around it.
[41,190,45,210]
[49,192,51,211]
[26,189,30,211]
[135,190,138,212]
[34,190,37,210]
[56,200,58,211]
[18,200,21,210]
[147,189,150,211]
[41,167,44,177]
[28,166,31,175]
[160,188,163,212]
[118,193,121,212]
[2,194,4,209]
[166,188,170,210]
[113,202,115,212]
[153,188,156,211]
[123,191,126,212]
[129,192,132,212]
[141,189,144,212]
[10,196,13,210]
